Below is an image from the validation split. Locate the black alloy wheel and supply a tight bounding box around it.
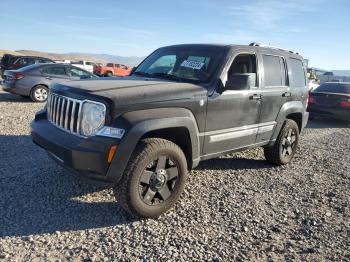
[139,156,179,206]
[114,138,188,218]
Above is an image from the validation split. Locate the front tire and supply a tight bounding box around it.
[264,119,299,165]
[114,138,188,218]
[30,85,48,102]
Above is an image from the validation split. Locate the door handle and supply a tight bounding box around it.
[46,77,52,80]
[282,92,292,97]
[250,94,262,100]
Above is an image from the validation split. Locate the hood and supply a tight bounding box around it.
[52,76,207,107]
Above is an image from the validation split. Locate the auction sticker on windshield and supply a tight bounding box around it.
[180,60,204,70]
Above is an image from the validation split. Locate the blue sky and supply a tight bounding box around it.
[0,0,349,69]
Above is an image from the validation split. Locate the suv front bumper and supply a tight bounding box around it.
[31,111,120,184]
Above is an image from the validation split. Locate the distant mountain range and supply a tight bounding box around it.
[0,49,145,66]
[67,52,145,66]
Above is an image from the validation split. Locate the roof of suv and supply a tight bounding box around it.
[161,43,304,60]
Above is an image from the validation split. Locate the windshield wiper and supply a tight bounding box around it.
[150,72,181,82]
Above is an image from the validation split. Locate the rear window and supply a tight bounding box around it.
[17,64,43,72]
[314,83,350,94]
[289,58,306,88]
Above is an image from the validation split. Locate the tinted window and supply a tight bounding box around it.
[289,58,306,87]
[314,83,350,94]
[262,55,283,87]
[42,66,67,76]
[68,67,92,77]
[106,63,114,67]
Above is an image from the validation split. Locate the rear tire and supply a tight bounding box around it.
[30,85,48,102]
[106,72,113,77]
[114,138,188,218]
[264,119,299,165]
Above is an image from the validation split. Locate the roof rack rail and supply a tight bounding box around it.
[248,42,300,55]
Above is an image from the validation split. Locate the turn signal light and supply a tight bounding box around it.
[107,145,117,163]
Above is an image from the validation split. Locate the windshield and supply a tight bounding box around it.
[134,46,226,83]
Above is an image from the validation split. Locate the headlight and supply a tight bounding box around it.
[80,101,106,136]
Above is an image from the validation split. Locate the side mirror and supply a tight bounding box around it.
[225,73,256,91]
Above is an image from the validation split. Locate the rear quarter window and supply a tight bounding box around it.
[289,58,306,88]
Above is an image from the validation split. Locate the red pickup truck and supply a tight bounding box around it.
[93,63,131,77]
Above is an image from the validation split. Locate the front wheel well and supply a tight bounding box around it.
[140,127,193,170]
[31,84,48,92]
[286,113,303,133]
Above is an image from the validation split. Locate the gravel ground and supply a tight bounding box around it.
[0,88,349,261]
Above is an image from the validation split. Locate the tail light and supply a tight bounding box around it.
[307,94,314,105]
[14,72,24,80]
[340,98,350,108]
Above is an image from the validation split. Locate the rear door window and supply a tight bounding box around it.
[262,55,283,87]
[289,58,306,88]
[42,66,67,76]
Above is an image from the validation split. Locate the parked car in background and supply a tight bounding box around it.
[54,59,71,64]
[0,54,55,77]
[71,60,95,73]
[2,63,97,102]
[31,43,309,218]
[308,82,350,121]
[93,63,131,76]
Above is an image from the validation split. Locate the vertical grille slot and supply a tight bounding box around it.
[46,93,83,135]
